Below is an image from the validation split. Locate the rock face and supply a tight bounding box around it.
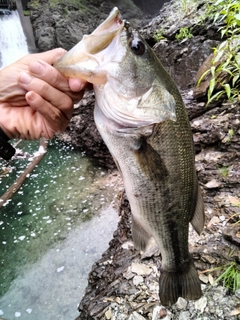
[29,0,144,52]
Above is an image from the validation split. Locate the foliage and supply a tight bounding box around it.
[215,262,240,293]
[179,0,197,15]
[153,29,165,42]
[218,165,231,177]
[175,27,193,41]
[23,10,30,16]
[197,0,240,104]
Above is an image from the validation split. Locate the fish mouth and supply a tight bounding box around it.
[54,7,124,82]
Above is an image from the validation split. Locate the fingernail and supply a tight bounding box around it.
[19,71,32,84]
[26,91,37,101]
[30,60,46,75]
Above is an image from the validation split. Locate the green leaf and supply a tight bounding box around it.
[209,78,216,98]
[223,83,231,98]
[214,0,224,6]
[210,66,216,77]
[197,69,211,86]
[232,74,239,86]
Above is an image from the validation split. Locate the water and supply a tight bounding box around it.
[0,139,119,319]
[0,10,28,69]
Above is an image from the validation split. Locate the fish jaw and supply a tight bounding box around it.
[54,7,124,84]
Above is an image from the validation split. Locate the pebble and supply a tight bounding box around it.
[131,262,152,276]
[133,275,144,286]
[129,311,146,320]
[235,289,240,299]
[176,297,188,309]
[179,311,191,320]
[195,297,207,313]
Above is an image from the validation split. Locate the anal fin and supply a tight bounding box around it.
[131,215,151,251]
[191,184,205,235]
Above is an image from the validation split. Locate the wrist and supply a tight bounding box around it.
[0,128,15,160]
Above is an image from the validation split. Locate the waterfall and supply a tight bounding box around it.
[0,10,29,69]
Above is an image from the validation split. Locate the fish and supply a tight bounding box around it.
[54,7,205,306]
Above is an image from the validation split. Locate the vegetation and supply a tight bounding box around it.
[179,0,198,16]
[175,27,193,41]
[153,29,165,42]
[23,10,30,16]
[218,165,231,177]
[197,0,240,104]
[215,262,240,293]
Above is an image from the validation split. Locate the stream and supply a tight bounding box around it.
[0,139,119,320]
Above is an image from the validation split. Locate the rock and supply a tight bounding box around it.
[152,306,173,320]
[176,297,188,309]
[179,311,191,320]
[128,311,146,320]
[195,297,207,313]
[131,263,152,276]
[133,275,144,286]
[105,308,112,320]
[204,179,222,189]
[235,289,240,299]
[222,225,240,247]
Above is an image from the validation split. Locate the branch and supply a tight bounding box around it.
[0,138,48,208]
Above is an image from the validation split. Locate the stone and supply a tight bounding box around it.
[133,275,144,286]
[176,297,188,309]
[178,311,191,320]
[131,263,152,276]
[152,306,173,320]
[195,297,207,313]
[105,308,112,320]
[128,311,146,320]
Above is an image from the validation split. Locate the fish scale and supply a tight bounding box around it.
[54,7,205,306]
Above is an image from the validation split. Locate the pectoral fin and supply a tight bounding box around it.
[133,137,168,181]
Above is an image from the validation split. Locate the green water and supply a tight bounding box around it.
[0,139,119,320]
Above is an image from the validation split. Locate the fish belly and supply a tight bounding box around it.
[94,104,202,305]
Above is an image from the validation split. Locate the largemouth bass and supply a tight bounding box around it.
[54,8,205,306]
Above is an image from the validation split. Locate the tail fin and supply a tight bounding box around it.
[159,260,202,306]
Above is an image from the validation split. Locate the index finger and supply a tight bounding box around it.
[22,48,67,66]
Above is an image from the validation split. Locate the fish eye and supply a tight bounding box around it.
[129,38,145,56]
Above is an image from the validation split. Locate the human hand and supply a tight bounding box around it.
[0,48,85,140]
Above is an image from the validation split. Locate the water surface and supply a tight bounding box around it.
[0,139,119,319]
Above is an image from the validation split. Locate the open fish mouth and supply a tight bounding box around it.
[54,7,125,80]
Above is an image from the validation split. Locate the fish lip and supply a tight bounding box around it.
[54,7,125,77]
[92,7,123,36]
